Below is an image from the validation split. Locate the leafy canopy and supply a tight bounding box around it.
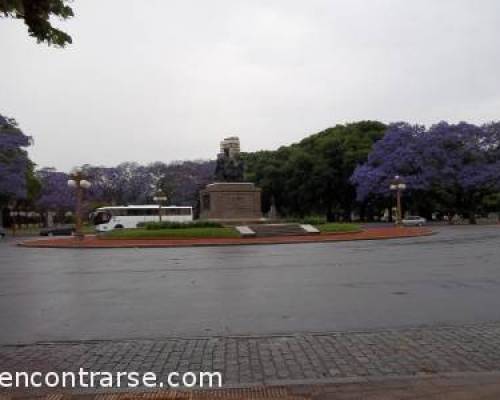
[0,114,33,203]
[244,121,386,220]
[351,121,500,218]
[1,0,73,47]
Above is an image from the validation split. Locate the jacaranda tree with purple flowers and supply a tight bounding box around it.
[36,168,75,212]
[351,121,500,223]
[33,160,216,220]
[83,163,154,206]
[0,114,33,205]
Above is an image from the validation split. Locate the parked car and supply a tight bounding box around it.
[402,216,427,226]
[0,227,5,239]
[40,225,75,236]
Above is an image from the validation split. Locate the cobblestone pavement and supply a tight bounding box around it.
[1,323,500,391]
[3,375,500,399]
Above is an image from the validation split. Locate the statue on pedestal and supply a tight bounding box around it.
[199,136,262,220]
[214,136,244,182]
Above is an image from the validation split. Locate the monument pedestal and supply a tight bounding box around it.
[199,182,262,221]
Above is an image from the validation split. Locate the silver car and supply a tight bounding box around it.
[402,216,427,226]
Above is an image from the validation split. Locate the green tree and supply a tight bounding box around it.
[0,114,33,204]
[1,0,74,46]
[245,121,386,221]
[25,161,42,203]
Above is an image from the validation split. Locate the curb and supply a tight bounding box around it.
[17,228,434,249]
[4,371,500,398]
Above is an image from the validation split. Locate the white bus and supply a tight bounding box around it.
[92,205,193,232]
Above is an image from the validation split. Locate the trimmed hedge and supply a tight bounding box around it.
[137,221,224,230]
[285,216,327,225]
[102,227,238,239]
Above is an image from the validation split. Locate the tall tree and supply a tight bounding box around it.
[1,0,73,46]
[95,160,216,206]
[351,122,500,223]
[36,167,74,212]
[0,114,32,204]
[244,121,386,220]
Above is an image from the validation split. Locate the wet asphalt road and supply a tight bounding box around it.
[0,226,499,345]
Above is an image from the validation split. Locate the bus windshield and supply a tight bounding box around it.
[92,211,112,225]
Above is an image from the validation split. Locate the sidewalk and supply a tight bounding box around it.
[18,227,432,248]
[2,323,500,395]
[2,373,500,399]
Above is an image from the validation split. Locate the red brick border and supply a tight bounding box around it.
[18,227,433,249]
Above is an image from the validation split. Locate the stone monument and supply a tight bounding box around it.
[199,137,262,221]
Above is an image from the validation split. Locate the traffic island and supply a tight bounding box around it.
[18,227,433,249]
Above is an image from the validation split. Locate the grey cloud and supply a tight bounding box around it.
[1,0,499,170]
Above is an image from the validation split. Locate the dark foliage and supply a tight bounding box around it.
[1,0,73,46]
[244,121,386,221]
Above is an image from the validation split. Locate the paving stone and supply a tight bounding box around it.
[1,323,500,390]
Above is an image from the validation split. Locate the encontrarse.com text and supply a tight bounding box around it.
[0,369,222,389]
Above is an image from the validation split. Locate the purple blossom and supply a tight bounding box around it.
[351,121,500,211]
[0,115,32,200]
[36,168,75,210]
[34,160,215,210]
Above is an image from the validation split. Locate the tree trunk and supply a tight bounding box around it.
[326,202,334,222]
[468,213,477,224]
[341,202,352,222]
[359,203,366,222]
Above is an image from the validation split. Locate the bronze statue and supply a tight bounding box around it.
[214,137,244,182]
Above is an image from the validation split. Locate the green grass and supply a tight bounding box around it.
[285,216,327,225]
[138,221,223,230]
[100,222,360,240]
[101,227,239,239]
[316,223,361,233]
[82,225,96,234]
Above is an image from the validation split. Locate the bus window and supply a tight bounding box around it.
[93,211,111,225]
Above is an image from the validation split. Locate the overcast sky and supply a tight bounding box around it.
[1,0,500,171]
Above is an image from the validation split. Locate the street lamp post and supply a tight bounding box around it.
[153,191,168,223]
[390,175,406,226]
[67,167,91,239]
[8,207,17,236]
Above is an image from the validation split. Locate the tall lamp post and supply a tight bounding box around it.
[8,206,17,236]
[67,168,91,239]
[390,175,406,226]
[153,191,168,223]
